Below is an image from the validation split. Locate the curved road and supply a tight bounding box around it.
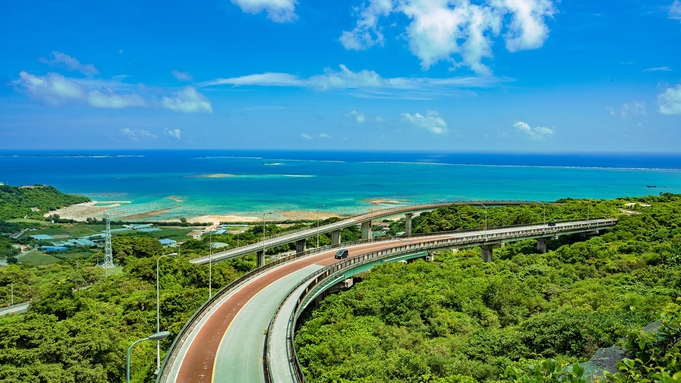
[168,237,453,382]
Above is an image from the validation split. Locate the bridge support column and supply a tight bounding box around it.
[331,230,341,245]
[405,213,413,237]
[425,252,435,262]
[257,250,265,267]
[296,239,306,255]
[361,222,372,240]
[480,243,503,262]
[537,238,548,254]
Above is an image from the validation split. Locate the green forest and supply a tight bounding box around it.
[0,192,680,382]
[295,195,681,383]
[0,185,90,221]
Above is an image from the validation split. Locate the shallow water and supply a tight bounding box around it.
[2,150,680,220]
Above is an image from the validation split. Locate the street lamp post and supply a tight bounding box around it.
[10,283,13,305]
[208,230,212,299]
[477,203,488,240]
[155,253,176,373]
[316,204,324,247]
[127,331,170,383]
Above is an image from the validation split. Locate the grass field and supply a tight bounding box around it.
[18,251,61,266]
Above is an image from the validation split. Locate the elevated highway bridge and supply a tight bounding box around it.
[158,218,617,383]
[191,201,550,267]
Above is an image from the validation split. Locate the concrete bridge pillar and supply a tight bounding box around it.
[331,230,341,245]
[361,221,372,241]
[296,239,307,255]
[537,238,548,254]
[480,243,503,262]
[405,213,414,237]
[257,250,265,267]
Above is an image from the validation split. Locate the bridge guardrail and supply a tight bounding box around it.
[267,218,618,383]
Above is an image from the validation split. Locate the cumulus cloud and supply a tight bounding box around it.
[16,71,85,105]
[121,128,157,141]
[340,0,556,73]
[643,66,672,72]
[658,85,681,115]
[513,121,553,139]
[201,64,507,99]
[161,87,213,113]
[165,129,181,140]
[172,70,194,81]
[231,0,297,22]
[376,116,385,123]
[620,101,647,118]
[88,90,148,109]
[348,110,366,123]
[318,133,332,139]
[39,51,99,75]
[402,110,449,134]
[670,0,681,20]
[15,70,213,113]
[301,133,313,139]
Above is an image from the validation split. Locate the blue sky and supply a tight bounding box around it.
[1,0,680,152]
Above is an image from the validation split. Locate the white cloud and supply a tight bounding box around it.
[161,87,213,113]
[165,129,181,140]
[513,121,553,139]
[670,0,681,20]
[658,85,681,115]
[376,116,385,123]
[620,101,646,118]
[88,90,148,109]
[402,110,449,134]
[318,133,332,139]
[121,128,137,140]
[301,133,313,139]
[39,51,99,75]
[172,70,194,81]
[348,110,366,123]
[643,66,672,72]
[606,106,616,116]
[16,71,85,105]
[121,128,157,141]
[16,71,212,113]
[340,0,556,73]
[231,0,297,22]
[201,64,508,99]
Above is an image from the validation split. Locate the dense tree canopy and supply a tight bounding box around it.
[0,185,89,221]
[295,194,681,382]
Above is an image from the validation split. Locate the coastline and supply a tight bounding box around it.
[45,201,350,223]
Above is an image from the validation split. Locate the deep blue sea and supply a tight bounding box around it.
[2,150,681,220]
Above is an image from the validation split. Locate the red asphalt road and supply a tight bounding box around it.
[175,238,444,383]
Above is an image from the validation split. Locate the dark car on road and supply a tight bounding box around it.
[335,248,349,259]
[548,221,556,227]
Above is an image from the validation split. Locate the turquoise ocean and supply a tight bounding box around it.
[2,150,681,220]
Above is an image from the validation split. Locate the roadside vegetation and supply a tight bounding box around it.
[295,194,681,382]
[1,185,680,382]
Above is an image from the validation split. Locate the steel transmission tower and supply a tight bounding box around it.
[102,213,115,268]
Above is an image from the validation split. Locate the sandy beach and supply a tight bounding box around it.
[45,201,345,224]
[45,201,129,220]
